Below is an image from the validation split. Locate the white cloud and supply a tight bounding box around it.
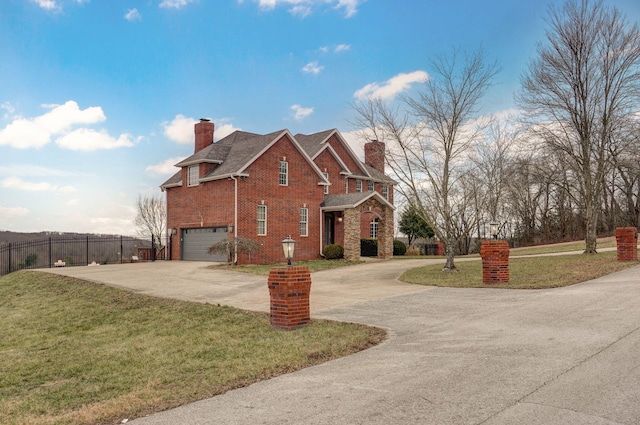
[159,0,195,9]
[1,177,76,193]
[1,101,15,119]
[215,122,242,140]
[302,61,324,74]
[54,128,136,151]
[354,70,429,100]
[291,104,314,121]
[125,8,141,22]
[0,101,132,151]
[66,199,79,206]
[146,157,185,176]
[334,43,351,52]
[32,0,58,10]
[163,115,241,144]
[0,204,30,219]
[251,0,363,18]
[319,46,329,53]
[163,114,197,144]
[335,0,361,18]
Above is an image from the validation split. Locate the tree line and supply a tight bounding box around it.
[352,0,640,270]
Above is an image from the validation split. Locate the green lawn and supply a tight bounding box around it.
[216,258,365,275]
[400,250,639,289]
[0,271,385,425]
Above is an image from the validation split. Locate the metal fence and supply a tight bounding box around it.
[0,235,170,277]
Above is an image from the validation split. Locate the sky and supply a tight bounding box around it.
[1,0,640,236]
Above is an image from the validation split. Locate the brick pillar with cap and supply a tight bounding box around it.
[615,227,638,261]
[267,266,312,329]
[480,240,510,284]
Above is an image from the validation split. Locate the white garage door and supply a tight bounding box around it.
[181,227,228,261]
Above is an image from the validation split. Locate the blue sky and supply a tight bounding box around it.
[1,0,639,235]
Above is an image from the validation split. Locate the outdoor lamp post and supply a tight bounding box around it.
[490,222,499,240]
[282,235,295,266]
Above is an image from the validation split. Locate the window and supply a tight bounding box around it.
[188,165,199,187]
[299,208,308,236]
[323,172,329,194]
[257,205,267,235]
[367,180,374,191]
[370,218,379,239]
[345,178,349,193]
[279,161,288,186]
[356,179,362,192]
[382,184,389,200]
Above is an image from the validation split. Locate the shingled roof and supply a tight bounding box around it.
[321,192,395,211]
[161,128,395,189]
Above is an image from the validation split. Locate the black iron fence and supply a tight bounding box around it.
[0,235,170,277]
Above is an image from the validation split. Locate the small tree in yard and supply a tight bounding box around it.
[398,205,435,246]
[208,237,260,265]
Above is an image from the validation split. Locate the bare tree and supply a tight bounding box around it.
[352,48,500,270]
[134,194,166,250]
[208,237,259,265]
[517,0,640,253]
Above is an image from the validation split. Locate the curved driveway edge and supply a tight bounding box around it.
[44,260,640,424]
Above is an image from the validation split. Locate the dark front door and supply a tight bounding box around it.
[324,214,334,246]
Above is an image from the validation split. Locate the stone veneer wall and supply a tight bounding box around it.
[343,199,395,261]
[343,208,361,261]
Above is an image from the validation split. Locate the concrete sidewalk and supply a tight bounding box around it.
[45,259,640,424]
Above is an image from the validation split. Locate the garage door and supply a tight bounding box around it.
[181,227,228,261]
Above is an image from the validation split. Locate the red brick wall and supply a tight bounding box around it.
[233,134,325,264]
[166,131,394,264]
[314,149,347,195]
[166,175,235,260]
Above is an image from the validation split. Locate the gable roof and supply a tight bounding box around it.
[161,127,396,190]
[161,129,330,188]
[295,129,371,178]
[321,191,395,211]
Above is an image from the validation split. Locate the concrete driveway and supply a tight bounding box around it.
[43,259,640,424]
[43,259,436,313]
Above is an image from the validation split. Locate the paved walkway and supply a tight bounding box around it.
[44,259,640,424]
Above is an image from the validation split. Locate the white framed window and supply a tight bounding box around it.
[188,165,199,187]
[382,184,389,200]
[368,180,374,191]
[356,179,362,192]
[370,218,379,239]
[300,207,308,236]
[345,178,349,193]
[323,172,329,194]
[279,161,288,186]
[257,205,267,236]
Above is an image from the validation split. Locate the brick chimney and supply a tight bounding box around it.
[194,118,214,153]
[364,140,385,173]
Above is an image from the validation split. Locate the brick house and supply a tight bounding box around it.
[161,119,395,264]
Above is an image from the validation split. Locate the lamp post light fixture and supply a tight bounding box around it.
[282,235,295,266]
[490,222,499,240]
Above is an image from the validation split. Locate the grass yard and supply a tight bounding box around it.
[217,259,365,275]
[400,250,639,289]
[0,271,385,425]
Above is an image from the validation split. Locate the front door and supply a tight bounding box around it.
[324,214,334,246]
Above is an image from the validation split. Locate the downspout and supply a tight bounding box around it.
[319,209,324,257]
[230,175,238,263]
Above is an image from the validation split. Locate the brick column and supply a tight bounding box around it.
[615,227,638,262]
[267,266,312,329]
[480,240,510,284]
